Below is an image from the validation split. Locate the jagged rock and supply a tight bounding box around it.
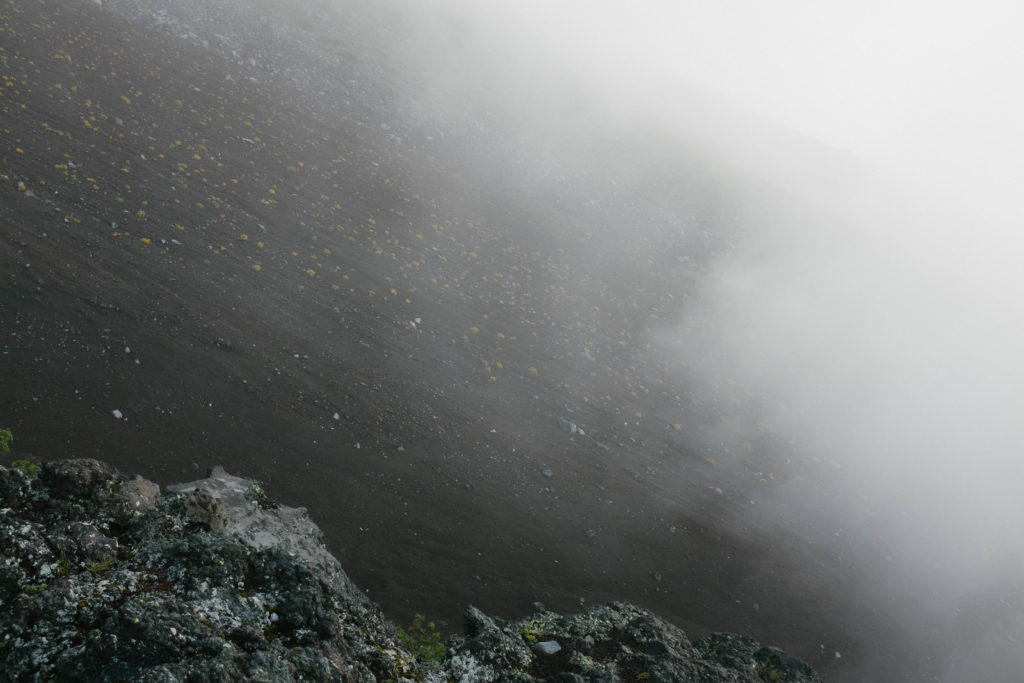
[38,457,116,502]
[693,633,822,683]
[113,474,162,522]
[444,601,819,682]
[181,486,228,529]
[0,460,407,681]
[0,459,821,682]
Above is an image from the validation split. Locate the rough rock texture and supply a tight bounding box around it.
[0,460,821,682]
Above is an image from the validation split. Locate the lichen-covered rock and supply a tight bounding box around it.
[0,460,416,682]
[445,606,535,681]
[443,601,821,683]
[693,632,822,683]
[116,474,162,519]
[38,457,117,501]
[181,486,229,529]
[0,460,821,682]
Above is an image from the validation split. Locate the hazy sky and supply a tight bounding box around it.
[424,0,1024,225]
[658,0,1024,219]
[625,1,1024,165]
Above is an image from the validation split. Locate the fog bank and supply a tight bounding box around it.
[352,0,1024,677]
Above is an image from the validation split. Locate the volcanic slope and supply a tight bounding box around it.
[0,0,916,679]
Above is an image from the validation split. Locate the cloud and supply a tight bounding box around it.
[366,1,1024,674]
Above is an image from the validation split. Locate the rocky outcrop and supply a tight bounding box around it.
[0,460,820,682]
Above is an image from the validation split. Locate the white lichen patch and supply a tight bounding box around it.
[446,652,499,683]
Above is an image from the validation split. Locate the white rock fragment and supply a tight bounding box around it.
[533,640,561,655]
[112,409,123,419]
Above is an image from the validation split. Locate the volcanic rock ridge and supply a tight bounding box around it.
[0,459,821,682]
